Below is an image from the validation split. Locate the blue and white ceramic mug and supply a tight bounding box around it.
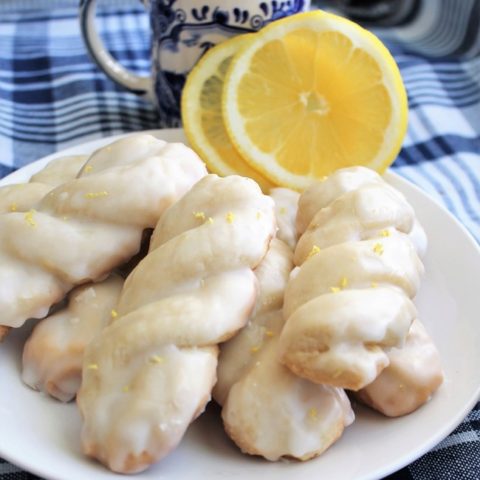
[80,0,310,127]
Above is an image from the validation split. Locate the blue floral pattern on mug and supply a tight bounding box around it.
[149,0,309,127]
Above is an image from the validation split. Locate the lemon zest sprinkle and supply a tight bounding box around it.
[371,282,378,288]
[250,345,261,354]
[308,245,321,258]
[340,277,348,288]
[380,229,391,237]
[330,287,340,294]
[226,211,235,224]
[373,243,384,255]
[308,407,318,420]
[87,364,99,371]
[9,203,17,212]
[24,209,36,227]
[319,176,328,182]
[207,216,214,224]
[111,309,118,319]
[122,385,130,393]
[265,330,275,338]
[193,211,206,220]
[84,165,93,173]
[149,355,165,364]
[279,207,287,215]
[84,191,108,199]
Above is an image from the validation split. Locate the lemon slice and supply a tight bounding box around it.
[181,35,274,192]
[222,10,408,190]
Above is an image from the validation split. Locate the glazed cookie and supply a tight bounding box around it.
[0,134,206,331]
[279,167,425,391]
[22,275,124,402]
[216,239,354,461]
[355,319,443,416]
[0,154,89,341]
[77,175,276,473]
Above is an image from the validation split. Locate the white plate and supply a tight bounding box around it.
[1,129,479,480]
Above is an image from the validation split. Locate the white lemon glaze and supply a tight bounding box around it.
[22,275,123,402]
[77,175,276,473]
[0,134,206,329]
[356,319,443,416]
[216,190,354,461]
[280,167,426,391]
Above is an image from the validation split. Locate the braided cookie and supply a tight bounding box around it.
[215,239,354,461]
[0,134,206,332]
[77,174,276,473]
[0,183,48,340]
[21,159,157,401]
[349,195,443,416]
[295,166,427,258]
[279,167,425,391]
[0,186,42,340]
[22,275,123,402]
[356,319,443,416]
[0,155,89,341]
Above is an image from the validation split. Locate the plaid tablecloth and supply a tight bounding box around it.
[0,0,479,479]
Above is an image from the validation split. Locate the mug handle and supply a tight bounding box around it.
[79,0,153,100]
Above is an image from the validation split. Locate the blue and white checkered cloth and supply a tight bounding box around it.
[0,1,478,479]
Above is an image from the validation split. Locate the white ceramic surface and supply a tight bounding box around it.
[1,129,479,480]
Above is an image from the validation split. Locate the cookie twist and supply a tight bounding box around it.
[0,154,89,342]
[77,174,276,473]
[0,134,206,330]
[215,238,354,461]
[22,275,123,402]
[356,318,443,416]
[0,182,50,341]
[279,167,425,391]
[354,216,443,416]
